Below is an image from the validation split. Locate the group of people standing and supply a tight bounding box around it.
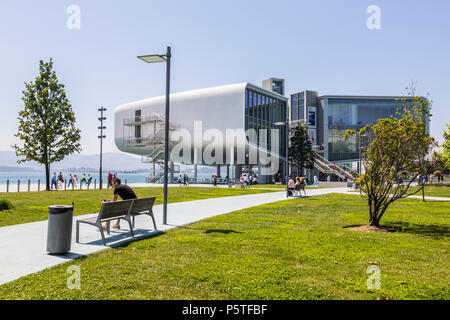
[107,172,118,188]
[51,172,93,190]
[177,174,190,187]
[239,174,258,187]
[422,173,446,184]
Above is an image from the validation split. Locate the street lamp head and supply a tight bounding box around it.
[137,55,167,63]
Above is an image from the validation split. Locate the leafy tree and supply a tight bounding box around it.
[439,124,450,171]
[344,90,434,227]
[288,122,315,177]
[12,59,81,191]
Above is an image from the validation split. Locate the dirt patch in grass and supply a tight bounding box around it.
[345,225,396,233]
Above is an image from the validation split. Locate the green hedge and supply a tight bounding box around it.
[0,199,13,211]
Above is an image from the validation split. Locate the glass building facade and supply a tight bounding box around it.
[326,97,411,161]
[290,91,305,122]
[245,87,287,159]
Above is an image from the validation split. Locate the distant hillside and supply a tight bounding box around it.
[0,166,36,172]
[0,151,151,171]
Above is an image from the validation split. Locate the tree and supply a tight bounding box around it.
[12,59,81,191]
[288,122,315,177]
[439,124,450,171]
[344,89,434,227]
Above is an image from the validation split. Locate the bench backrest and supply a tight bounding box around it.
[128,197,156,215]
[98,199,133,222]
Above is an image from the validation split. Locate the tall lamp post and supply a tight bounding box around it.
[98,107,107,190]
[275,105,290,198]
[138,46,171,225]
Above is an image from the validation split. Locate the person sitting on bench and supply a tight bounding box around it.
[287,177,295,196]
[294,177,306,196]
[102,178,137,230]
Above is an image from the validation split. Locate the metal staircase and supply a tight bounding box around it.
[313,153,357,181]
[122,113,180,183]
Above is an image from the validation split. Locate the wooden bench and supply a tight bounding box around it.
[76,197,157,246]
[128,197,157,230]
[294,183,307,197]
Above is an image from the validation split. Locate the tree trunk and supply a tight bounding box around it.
[369,218,380,227]
[45,163,50,191]
[368,198,380,227]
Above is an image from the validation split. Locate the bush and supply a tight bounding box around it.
[0,199,14,211]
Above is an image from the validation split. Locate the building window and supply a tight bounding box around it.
[135,110,141,138]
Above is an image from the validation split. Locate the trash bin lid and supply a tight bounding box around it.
[48,205,73,214]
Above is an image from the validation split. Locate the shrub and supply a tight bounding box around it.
[0,199,14,211]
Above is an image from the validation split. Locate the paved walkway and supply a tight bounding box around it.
[0,187,349,286]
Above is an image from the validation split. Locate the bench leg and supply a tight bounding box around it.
[126,218,134,237]
[99,225,107,246]
[150,212,157,230]
[76,221,80,243]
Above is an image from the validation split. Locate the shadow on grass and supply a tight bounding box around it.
[166,224,243,235]
[385,221,449,239]
[204,229,243,235]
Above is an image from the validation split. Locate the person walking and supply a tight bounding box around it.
[67,173,74,188]
[313,175,319,187]
[178,174,183,187]
[81,173,87,187]
[73,174,79,188]
[51,172,57,190]
[87,173,92,187]
[107,172,112,188]
[57,172,64,189]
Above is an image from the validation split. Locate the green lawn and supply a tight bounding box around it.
[0,187,280,228]
[1,194,448,300]
[409,185,450,198]
[351,186,450,198]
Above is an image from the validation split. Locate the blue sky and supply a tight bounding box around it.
[0,0,448,154]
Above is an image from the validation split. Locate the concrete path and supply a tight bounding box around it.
[0,187,348,286]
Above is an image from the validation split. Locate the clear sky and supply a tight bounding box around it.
[0,0,448,154]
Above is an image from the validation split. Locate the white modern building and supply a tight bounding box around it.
[115,82,289,183]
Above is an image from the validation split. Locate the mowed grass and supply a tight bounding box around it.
[0,186,280,227]
[0,194,448,300]
[409,186,450,198]
[351,186,450,198]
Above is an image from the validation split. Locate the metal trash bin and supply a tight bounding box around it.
[47,204,74,254]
